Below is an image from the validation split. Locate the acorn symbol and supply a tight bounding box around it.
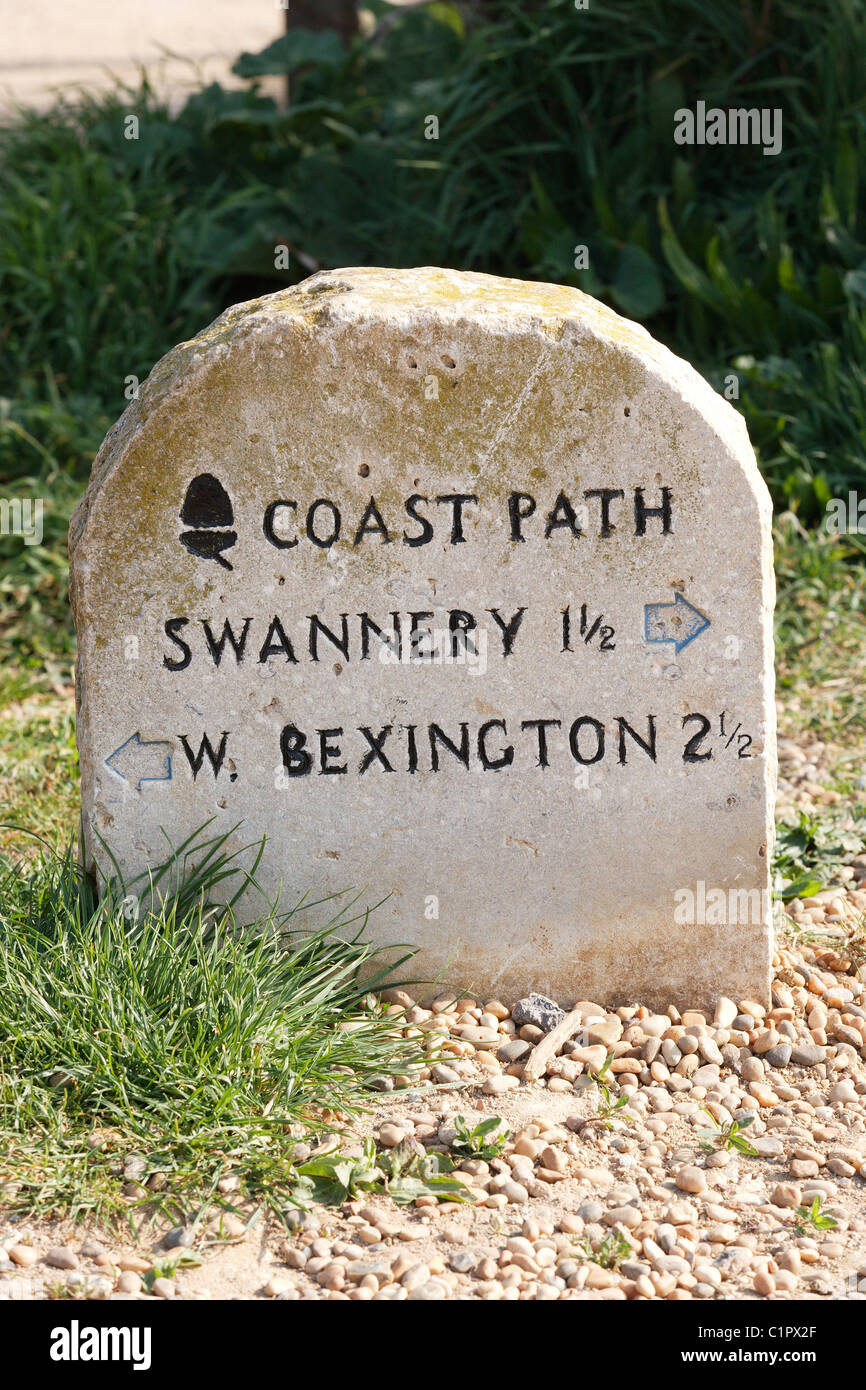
[179,473,237,569]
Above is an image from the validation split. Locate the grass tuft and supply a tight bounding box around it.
[0,825,430,1223]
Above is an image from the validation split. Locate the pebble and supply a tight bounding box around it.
[483,1075,520,1095]
[656,1254,691,1276]
[829,1080,858,1103]
[263,1277,292,1297]
[714,998,739,1029]
[8,1245,39,1268]
[430,1064,461,1085]
[512,994,565,1032]
[578,1201,604,1223]
[502,1181,529,1204]
[771,1182,802,1208]
[749,1082,780,1106]
[161,1225,194,1250]
[714,1248,752,1276]
[454,1026,500,1047]
[44,1247,79,1270]
[644,1087,674,1112]
[586,1017,623,1047]
[540,1145,567,1174]
[603,1205,642,1229]
[777,1249,801,1274]
[448,1250,476,1273]
[570,1045,608,1071]
[485,1001,510,1021]
[675,1165,707,1195]
[762,1044,793,1069]
[116,1271,142,1294]
[378,1123,406,1147]
[519,1023,544,1043]
[752,1136,784,1158]
[666,1201,698,1224]
[409,1279,449,1300]
[346,1259,392,1281]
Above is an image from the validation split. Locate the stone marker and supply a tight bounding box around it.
[69,267,775,1009]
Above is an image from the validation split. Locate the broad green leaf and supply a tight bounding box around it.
[610,244,664,320]
[778,872,823,901]
[233,30,347,79]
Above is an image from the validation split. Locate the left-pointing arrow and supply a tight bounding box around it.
[105,733,172,788]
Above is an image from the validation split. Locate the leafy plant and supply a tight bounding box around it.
[582,1229,632,1269]
[794,1194,839,1235]
[288,1136,470,1208]
[697,1108,758,1156]
[773,809,866,900]
[585,1051,633,1128]
[46,1279,86,1301]
[142,1250,202,1289]
[450,1114,509,1161]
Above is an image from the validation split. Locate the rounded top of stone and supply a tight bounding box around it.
[198,265,659,355]
[69,266,766,559]
[271,264,647,329]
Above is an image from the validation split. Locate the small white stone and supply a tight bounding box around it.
[378,1122,406,1147]
[263,1277,292,1297]
[829,1080,858,1104]
[713,997,738,1029]
[675,1165,707,1195]
[483,1074,520,1095]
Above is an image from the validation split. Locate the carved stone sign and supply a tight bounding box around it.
[69,267,775,1008]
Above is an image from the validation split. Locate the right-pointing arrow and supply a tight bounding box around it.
[644,591,711,654]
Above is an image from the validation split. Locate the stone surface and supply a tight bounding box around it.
[512,994,565,1032]
[8,1245,38,1268]
[70,266,774,1007]
[790,1044,827,1067]
[44,1247,79,1270]
[762,1043,793,1070]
